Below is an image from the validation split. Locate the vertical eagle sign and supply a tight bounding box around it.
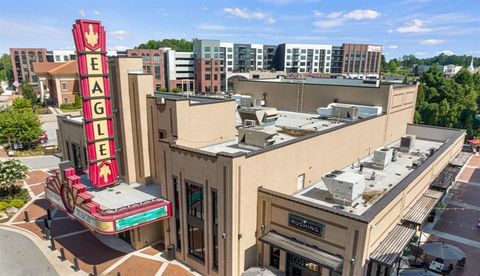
[72,19,118,188]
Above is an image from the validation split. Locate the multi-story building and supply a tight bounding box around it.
[162,47,195,92]
[46,50,77,62]
[126,49,166,91]
[263,45,278,70]
[193,39,222,93]
[275,44,333,74]
[341,44,382,78]
[10,48,48,84]
[32,60,79,106]
[55,53,466,276]
[330,46,343,74]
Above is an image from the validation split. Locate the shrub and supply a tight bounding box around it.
[0,201,8,211]
[9,198,24,209]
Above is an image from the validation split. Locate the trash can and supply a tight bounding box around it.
[166,244,175,261]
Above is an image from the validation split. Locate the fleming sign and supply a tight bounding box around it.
[72,20,118,188]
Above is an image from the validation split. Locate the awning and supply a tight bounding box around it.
[402,188,443,226]
[259,231,343,271]
[369,225,416,267]
[430,165,460,190]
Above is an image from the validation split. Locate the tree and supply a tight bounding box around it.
[0,159,28,197]
[11,97,33,111]
[380,55,387,73]
[0,54,13,83]
[387,59,399,73]
[171,87,182,93]
[136,39,193,52]
[0,107,43,148]
[20,82,37,104]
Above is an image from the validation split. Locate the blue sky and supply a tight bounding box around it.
[1,0,479,59]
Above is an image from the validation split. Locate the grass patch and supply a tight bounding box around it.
[12,147,45,157]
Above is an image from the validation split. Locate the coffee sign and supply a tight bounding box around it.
[72,20,118,188]
[289,213,324,237]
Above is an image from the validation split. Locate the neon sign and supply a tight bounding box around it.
[72,20,118,188]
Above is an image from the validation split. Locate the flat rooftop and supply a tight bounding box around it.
[200,110,349,154]
[254,77,381,88]
[79,174,163,211]
[293,138,444,216]
[154,92,228,104]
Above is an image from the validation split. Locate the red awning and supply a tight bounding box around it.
[467,139,480,145]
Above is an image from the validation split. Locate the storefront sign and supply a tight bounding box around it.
[115,206,169,231]
[288,213,324,237]
[46,189,65,210]
[73,207,97,229]
[288,253,320,272]
[72,19,118,188]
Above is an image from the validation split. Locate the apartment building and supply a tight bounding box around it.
[163,47,195,92]
[193,39,222,93]
[341,44,382,78]
[10,48,48,84]
[47,50,77,62]
[275,43,333,74]
[126,49,166,91]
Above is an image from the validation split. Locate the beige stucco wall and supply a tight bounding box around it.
[56,115,87,169]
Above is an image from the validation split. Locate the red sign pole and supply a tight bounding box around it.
[72,19,118,188]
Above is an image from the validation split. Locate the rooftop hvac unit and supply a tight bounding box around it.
[399,135,416,153]
[243,119,256,127]
[372,148,393,170]
[238,127,277,148]
[331,105,358,120]
[321,171,365,206]
[240,97,262,108]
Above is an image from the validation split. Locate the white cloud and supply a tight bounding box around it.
[93,10,100,15]
[109,30,127,40]
[415,51,428,56]
[265,17,276,24]
[79,10,85,16]
[313,10,322,17]
[388,45,398,49]
[195,23,227,31]
[419,39,445,45]
[387,29,393,33]
[223,7,275,24]
[162,12,168,16]
[438,50,454,55]
[396,19,430,33]
[314,9,380,29]
[203,6,208,10]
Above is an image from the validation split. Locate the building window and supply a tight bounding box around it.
[270,246,280,269]
[64,55,68,61]
[155,65,161,80]
[287,49,292,53]
[186,182,205,261]
[205,74,211,81]
[63,97,69,104]
[154,54,160,62]
[37,52,43,62]
[205,54,211,58]
[214,74,218,80]
[55,55,60,62]
[227,48,233,52]
[61,82,68,91]
[214,47,219,52]
[212,189,218,269]
[173,177,181,250]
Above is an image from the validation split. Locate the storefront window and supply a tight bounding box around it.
[173,177,181,250]
[212,189,218,269]
[186,181,205,262]
[270,246,280,269]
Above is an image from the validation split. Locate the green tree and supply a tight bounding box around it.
[0,54,13,83]
[387,59,399,73]
[171,87,182,93]
[0,159,28,197]
[380,55,387,73]
[11,97,33,111]
[20,82,37,104]
[0,108,43,148]
[136,39,193,52]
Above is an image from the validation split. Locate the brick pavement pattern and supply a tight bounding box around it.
[107,255,163,276]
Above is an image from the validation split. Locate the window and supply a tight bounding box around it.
[287,49,292,53]
[61,82,68,91]
[154,54,160,62]
[214,47,219,52]
[154,66,161,80]
[327,56,331,60]
[63,97,69,104]
[55,55,60,62]
[173,177,181,250]
[227,61,233,66]
[315,49,319,54]
[214,74,218,80]
[327,50,331,54]
[270,246,280,269]
[300,55,306,60]
[301,49,306,54]
[37,52,43,62]
[64,55,69,61]
[186,182,205,261]
[130,53,138,57]
[205,74,211,81]
[257,55,262,60]
[258,49,263,53]
[204,47,211,52]
[257,61,262,66]
[205,54,211,58]
[287,55,291,60]
[205,60,211,65]
[212,190,218,269]
[227,54,233,59]
[227,47,233,52]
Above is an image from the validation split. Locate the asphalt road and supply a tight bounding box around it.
[13,155,60,170]
[0,229,59,276]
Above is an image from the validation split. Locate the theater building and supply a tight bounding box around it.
[52,19,466,276]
